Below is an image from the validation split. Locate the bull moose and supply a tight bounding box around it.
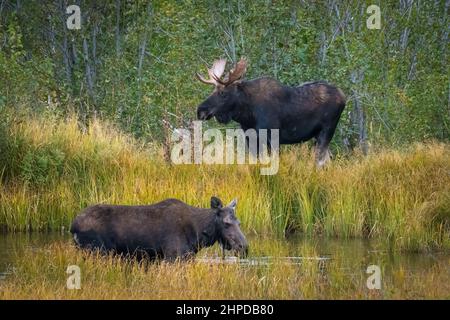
[70,197,248,261]
[196,58,346,166]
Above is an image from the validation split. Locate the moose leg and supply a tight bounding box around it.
[163,249,182,262]
[222,246,226,260]
[245,133,259,158]
[163,240,195,262]
[315,146,331,168]
[315,130,332,168]
[256,127,276,157]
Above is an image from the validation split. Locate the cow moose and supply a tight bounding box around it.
[70,197,248,261]
[196,58,346,166]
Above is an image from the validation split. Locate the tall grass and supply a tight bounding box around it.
[0,241,448,299]
[0,114,449,251]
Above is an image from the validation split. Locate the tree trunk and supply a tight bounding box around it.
[115,0,121,57]
[91,21,98,85]
[441,0,450,69]
[83,37,95,102]
[137,3,152,82]
[351,71,368,155]
[59,0,72,85]
[133,2,152,123]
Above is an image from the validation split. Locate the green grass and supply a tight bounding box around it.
[0,113,449,251]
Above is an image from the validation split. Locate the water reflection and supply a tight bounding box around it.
[0,232,448,280]
[0,232,70,277]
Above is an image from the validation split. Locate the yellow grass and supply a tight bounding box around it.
[0,241,448,299]
[0,114,449,251]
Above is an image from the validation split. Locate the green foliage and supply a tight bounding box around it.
[0,0,447,145]
[19,147,66,187]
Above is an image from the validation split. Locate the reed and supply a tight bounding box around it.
[0,241,448,299]
[0,114,449,251]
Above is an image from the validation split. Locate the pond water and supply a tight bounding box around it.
[1,231,448,283]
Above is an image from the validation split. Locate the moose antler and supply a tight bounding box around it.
[196,58,247,87]
[196,59,227,86]
[225,58,247,85]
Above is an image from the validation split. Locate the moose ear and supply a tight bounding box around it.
[211,196,223,209]
[227,199,237,211]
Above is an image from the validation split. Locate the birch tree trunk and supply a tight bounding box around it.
[83,37,95,102]
[351,71,368,155]
[133,2,152,121]
[115,0,121,57]
[59,0,72,85]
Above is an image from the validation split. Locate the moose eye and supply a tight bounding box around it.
[219,91,227,98]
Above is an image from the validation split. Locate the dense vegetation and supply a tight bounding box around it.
[1,2,449,300]
[1,240,449,299]
[0,1,449,250]
[0,0,448,147]
[0,114,449,251]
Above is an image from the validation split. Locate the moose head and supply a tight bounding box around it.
[210,196,248,257]
[196,58,247,124]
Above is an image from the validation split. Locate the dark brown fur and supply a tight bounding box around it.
[70,197,247,261]
[197,77,346,166]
